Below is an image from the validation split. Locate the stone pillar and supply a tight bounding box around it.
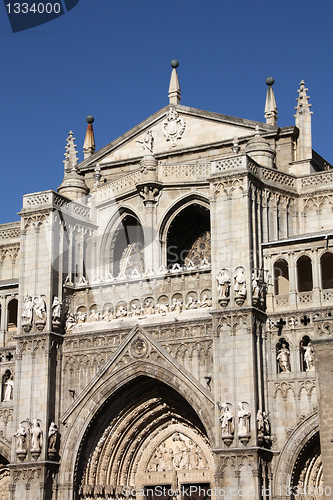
[289,252,297,307]
[312,319,333,491]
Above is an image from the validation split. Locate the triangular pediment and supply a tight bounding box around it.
[61,324,214,423]
[79,104,276,173]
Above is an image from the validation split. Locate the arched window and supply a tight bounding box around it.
[276,338,291,373]
[166,204,210,268]
[111,214,144,277]
[273,259,289,295]
[7,299,18,331]
[297,255,313,292]
[321,252,333,289]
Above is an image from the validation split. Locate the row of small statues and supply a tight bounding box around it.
[148,439,208,471]
[219,403,270,437]
[277,341,315,372]
[217,267,266,304]
[64,259,211,286]
[65,295,212,331]
[21,295,62,325]
[14,420,58,457]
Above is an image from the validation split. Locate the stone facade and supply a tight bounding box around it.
[0,68,332,499]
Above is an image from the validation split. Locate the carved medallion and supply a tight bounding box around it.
[130,336,148,359]
[163,108,186,147]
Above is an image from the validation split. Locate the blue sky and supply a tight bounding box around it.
[1,0,333,223]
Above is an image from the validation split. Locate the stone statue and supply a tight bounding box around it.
[217,269,230,298]
[76,311,87,324]
[14,424,27,452]
[171,298,182,315]
[186,296,197,309]
[252,270,260,300]
[52,296,62,322]
[277,343,291,372]
[33,295,46,320]
[238,402,250,435]
[200,295,211,308]
[257,409,264,432]
[65,313,77,331]
[144,300,154,316]
[30,420,42,451]
[234,267,247,298]
[89,310,99,321]
[22,296,33,323]
[303,341,315,371]
[219,404,234,436]
[48,422,58,451]
[3,373,14,402]
[138,130,154,154]
[116,305,127,318]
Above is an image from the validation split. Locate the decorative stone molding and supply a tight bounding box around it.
[162,108,186,147]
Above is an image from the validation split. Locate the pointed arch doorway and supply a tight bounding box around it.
[76,376,214,500]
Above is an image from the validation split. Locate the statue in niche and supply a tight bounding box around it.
[130,304,141,317]
[22,296,33,324]
[51,297,62,322]
[30,420,43,451]
[217,269,230,298]
[3,373,14,402]
[200,295,211,308]
[277,343,291,372]
[116,305,127,318]
[219,404,234,436]
[76,311,87,323]
[234,267,247,298]
[65,313,77,331]
[14,424,27,452]
[303,341,315,371]
[102,309,113,322]
[156,303,169,315]
[171,298,182,315]
[238,402,250,435]
[48,422,58,451]
[252,270,260,301]
[186,296,198,309]
[144,300,154,316]
[33,295,46,321]
[257,409,264,433]
[89,310,99,321]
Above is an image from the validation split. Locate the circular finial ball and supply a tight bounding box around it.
[265,77,275,86]
[171,60,179,69]
[86,115,94,124]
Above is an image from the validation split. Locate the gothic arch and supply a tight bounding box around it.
[273,412,320,496]
[100,207,145,276]
[158,194,210,268]
[59,361,215,497]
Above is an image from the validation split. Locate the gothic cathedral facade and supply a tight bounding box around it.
[0,65,333,499]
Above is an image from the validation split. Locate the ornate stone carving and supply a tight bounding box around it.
[237,402,251,445]
[137,130,154,154]
[219,404,234,446]
[146,432,208,471]
[21,296,33,333]
[234,266,247,306]
[52,296,62,332]
[30,420,42,459]
[48,422,59,460]
[162,108,186,147]
[217,268,230,307]
[130,336,148,359]
[14,423,27,461]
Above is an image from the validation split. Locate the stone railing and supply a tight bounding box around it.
[95,169,141,204]
[298,291,313,304]
[161,163,211,180]
[322,289,333,302]
[300,171,333,190]
[22,191,90,219]
[274,295,289,307]
[0,223,20,241]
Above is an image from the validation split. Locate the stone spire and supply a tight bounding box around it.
[294,80,312,160]
[83,115,96,159]
[63,131,79,173]
[264,77,278,126]
[58,131,89,201]
[168,60,181,105]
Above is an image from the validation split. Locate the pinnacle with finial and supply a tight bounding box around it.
[264,77,278,126]
[83,115,96,159]
[294,80,312,117]
[168,60,181,105]
[64,131,79,173]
